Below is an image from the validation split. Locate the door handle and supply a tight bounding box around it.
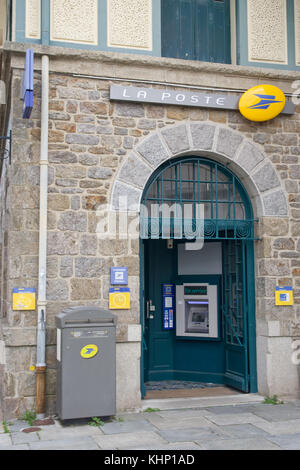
[146,300,154,320]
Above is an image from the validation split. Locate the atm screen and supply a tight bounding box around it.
[185,300,209,334]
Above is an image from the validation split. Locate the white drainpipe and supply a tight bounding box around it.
[36,54,49,419]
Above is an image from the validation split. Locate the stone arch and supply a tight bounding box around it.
[110,122,289,218]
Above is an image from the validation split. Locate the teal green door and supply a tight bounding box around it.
[143,239,176,381]
[223,240,248,391]
[143,239,224,384]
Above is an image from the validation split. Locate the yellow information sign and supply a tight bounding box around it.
[109,288,130,309]
[275,286,293,306]
[239,84,286,122]
[80,344,98,359]
[12,288,36,311]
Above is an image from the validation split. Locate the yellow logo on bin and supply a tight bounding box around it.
[80,344,98,359]
[239,84,286,122]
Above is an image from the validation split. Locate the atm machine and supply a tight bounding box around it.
[176,283,218,338]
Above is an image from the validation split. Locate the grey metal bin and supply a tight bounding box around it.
[55,306,117,420]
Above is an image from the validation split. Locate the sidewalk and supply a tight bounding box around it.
[1,394,300,450]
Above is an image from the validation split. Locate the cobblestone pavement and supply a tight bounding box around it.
[1,394,300,450]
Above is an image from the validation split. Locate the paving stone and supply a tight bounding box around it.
[29,436,99,450]
[267,433,300,450]
[5,400,300,450]
[117,412,153,422]
[254,418,300,435]
[38,424,103,441]
[201,437,280,450]
[205,412,266,426]
[205,405,253,415]
[147,414,213,430]
[156,408,212,418]
[126,442,204,450]
[249,403,300,422]
[0,434,12,446]
[94,430,167,450]
[0,444,29,450]
[5,420,28,432]
[11,431,40,445]
[158,426,227,443]
[101,419,156,434]
[219,423,270,438]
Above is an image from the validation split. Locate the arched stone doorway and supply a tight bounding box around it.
[140,155,256,395]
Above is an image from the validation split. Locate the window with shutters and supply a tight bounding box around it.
[161,0,231,64]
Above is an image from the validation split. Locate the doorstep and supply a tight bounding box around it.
[141,392,265,411]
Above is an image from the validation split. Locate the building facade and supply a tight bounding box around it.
[0,0,300,419]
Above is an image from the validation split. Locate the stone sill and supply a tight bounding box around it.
[1,41,299,93]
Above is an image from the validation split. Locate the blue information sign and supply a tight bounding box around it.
[162,284,175,330]
[110,266,128,285]
[22,49,34,119]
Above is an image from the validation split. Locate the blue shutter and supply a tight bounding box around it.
[161,0,231,64]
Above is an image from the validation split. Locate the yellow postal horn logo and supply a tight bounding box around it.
[80,344,98,359]
[239,84,286,122]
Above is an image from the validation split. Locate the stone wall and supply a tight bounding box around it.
[1,47,300,417]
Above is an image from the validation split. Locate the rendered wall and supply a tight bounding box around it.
[21,0,158,54]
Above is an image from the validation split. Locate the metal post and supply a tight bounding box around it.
[36,55,49,419]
